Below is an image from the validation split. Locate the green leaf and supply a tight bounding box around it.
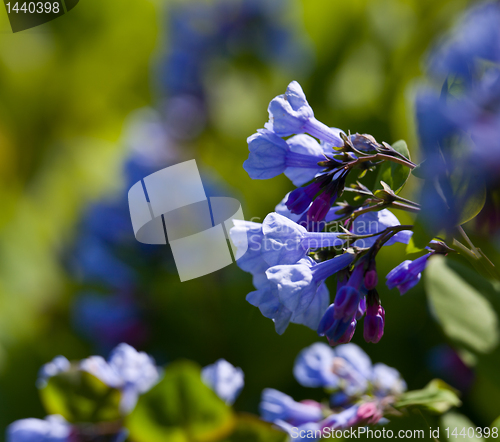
[127,360,235,442]
[492,416,500,430]
[394,379,461,413]
[39,368,122,423]
[441,412,484,441]
[221,414,287,442]
[374,140,411,194]
[425,256,499,354]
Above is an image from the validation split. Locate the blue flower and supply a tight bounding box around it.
[266,253,355,316]
[247,258,330,334]
[81,343,161,413]
[230,220,268,275]
[202,359,244,405]
[6,415,72,442]
[386,253,432,295]
[266,81,344,145]
[372,363,407,397]
[293,343,372,396]
[37,356,70,388]
[244,130,328,185]
[261,212,344,266]
[427,1,500,82]
[317,304,358,346]
[260,389,323,426]
[351,210,412,248]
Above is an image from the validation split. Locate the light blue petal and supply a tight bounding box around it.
[293,342,339,388]
[244,129,289,179]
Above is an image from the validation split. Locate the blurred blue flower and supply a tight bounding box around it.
[260,389,323,426]
[6,415,71,442]
[81,343,161,413]
[371,363,407,397]
[37,356,70,388]
[202,359,244,405]
[72,292,148,353]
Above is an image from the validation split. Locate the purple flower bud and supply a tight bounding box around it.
[286,181,321,214]
[307,192,334,223]
[349,402,383,426]
[364,269,378,290]
[356,297,366,320]
[329,318,357,346]
[363,305,385,344]
[333,287,361,320]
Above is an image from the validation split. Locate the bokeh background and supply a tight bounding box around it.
[0,0,498,438]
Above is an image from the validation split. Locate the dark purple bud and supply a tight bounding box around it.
[356,297,366,320]
[286,181,322,214]
[328,318,356,346]
[333,286,361,320]
[363,305,385,344]
[307,192,335,223]
[364,260,378,290]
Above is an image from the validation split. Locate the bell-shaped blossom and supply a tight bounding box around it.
[293,343,371,396]
[351,210,412,248]
[267,253,354,316]
[261,213,345,266]
[318,304,357,346]
[230,220,268,275]
[248,258,330,334]
[265,81,344,145]
[37,356,71,388]
[372,363,407,397]
[260,389,323,426]
[6,415,72,442]
[244,130,331,185]
[427,1,500,81]
[202,359,244,405]
[81,343,161,413]
[386,253,432,295]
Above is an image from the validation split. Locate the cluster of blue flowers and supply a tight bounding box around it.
[260,343,406,440]
[232,81,440,345]
[7,343,244,442]
[416,0,500,233]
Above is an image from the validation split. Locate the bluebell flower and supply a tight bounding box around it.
[265,81,344,144]
[266,253,355,316]
[333,263,366,321]
[318,304,358,346]
[286,181,324,215]
[230,220,268,275]
[202,359,244,405]
[261,212,345,266]
[386,253,433,295]
[37,356,70,388]
[247,258,330,334]
[351,210,412,248]
[81,343,161,413]
[260,389,323,426]
[293,343,371,396]
[427,1,500,82]
[72,292,147,353]
[371,363,407,397]
[6,415,72,442]
[244,130,329,185]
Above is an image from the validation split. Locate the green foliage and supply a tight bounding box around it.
[425,256,499,354]
[127,360,235,442]
[221,414,287,442]
[492,416,500,430]
[39,368,122,423]
[441,412,484,441]
[394,379,461,414]
[374,140,411,194]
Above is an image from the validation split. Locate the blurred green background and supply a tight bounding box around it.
[0,0,498,439]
